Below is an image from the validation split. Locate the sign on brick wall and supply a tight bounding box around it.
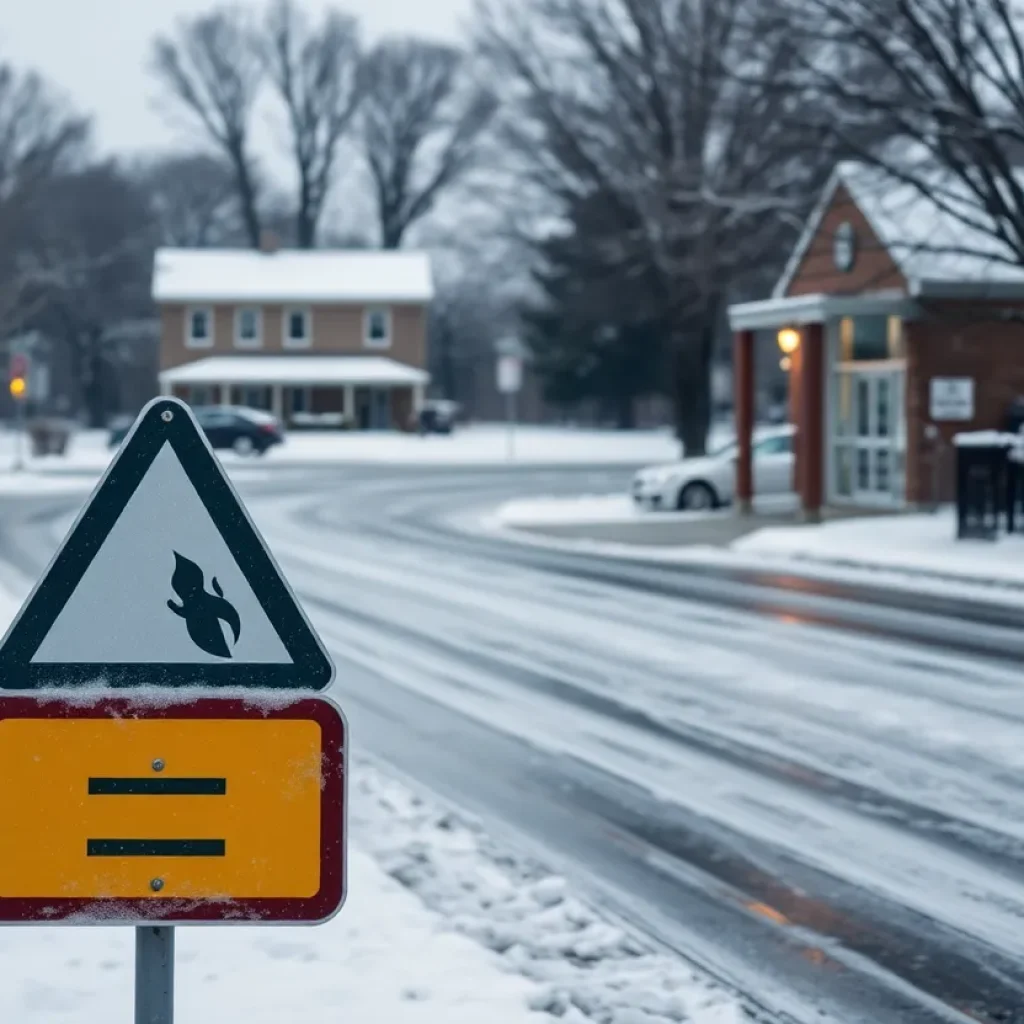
[930,377,974,421]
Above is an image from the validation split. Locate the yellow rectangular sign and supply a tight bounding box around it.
[0,696,345,924]
[0,717,322,900]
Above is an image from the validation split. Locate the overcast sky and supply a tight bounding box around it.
[5,0,472,156]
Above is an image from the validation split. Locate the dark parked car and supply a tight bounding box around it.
[109,405,284,455]
[417,399,458,435]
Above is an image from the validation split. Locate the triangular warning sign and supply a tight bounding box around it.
[0,397,335,690]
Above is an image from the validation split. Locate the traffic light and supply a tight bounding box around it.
[8,352,28,401]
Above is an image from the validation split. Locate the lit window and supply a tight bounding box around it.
[364,308,391,348]
[235,307,261,348]
[187,308,212,348]
[285,309,311,347]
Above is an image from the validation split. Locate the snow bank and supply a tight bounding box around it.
[0,848,547,1024]
[493,493,716,527]
[353,759,741,1024]
[0,424,682,471]
[470,501,1024,606]
[731,509,1024,590]
[263,426,680,466]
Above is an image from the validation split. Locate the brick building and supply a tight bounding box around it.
[728,160,1024,518]
[154,239,432,431]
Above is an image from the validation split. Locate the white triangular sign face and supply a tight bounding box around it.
[0,398,334,689]
[33,443,290,664]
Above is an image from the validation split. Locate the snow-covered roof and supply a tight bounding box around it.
[774,161,1024,298]
[159,356,429,387]
[152,248,434,304]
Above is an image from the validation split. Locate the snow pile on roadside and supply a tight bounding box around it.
[352,759,742,1024]
[732,509,1024,590]
[263,425,680,466]
[0,424,681,472]
[493,493,714,527]
[0,849,548,1024]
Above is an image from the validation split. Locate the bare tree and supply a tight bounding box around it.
[476,0,829,454]
[262,0,362,248]
[134,152,242,247]
[24,161,157,424]
[0,61,90,338]
[776,0,1024,267]
[359,38,497,249]
[152,9,265,248]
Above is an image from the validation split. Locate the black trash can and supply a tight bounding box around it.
[1007,396,1024,435]
[956,435,1014,540]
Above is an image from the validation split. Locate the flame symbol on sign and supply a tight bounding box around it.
[167,552,241,659]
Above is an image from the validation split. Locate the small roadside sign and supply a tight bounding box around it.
[930,377,974,422]
[0,694,345,924]
[0,397,347,1020]
[496,355,523,395]
[0,397,334,690]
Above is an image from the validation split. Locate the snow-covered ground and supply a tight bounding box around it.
[731,508,1024,587]
[353,763,740,1024]
[484,491,1024,602]
[494,493,798,529]
[0,546,739,1024]
[496,493,712,526]
[0,423,682,475]
[0,847,548,1024]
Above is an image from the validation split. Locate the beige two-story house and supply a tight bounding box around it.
[153,241,433,430]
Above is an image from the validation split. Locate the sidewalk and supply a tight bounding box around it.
[484,496,1024,604]
[731,508,1024,593]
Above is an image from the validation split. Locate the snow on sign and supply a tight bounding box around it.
[0,397,334,689]
[930,377,975,422]
[0,694,346,924]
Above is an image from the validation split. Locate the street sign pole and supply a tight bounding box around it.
[496,353,523,463]
[13,395,25,473]
[136,927,174,1024]
[9,350,29,473]
[506,388,517,462]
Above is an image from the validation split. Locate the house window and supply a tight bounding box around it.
[235,307,262,348]
[188,386,212,407]
[187,307,213,348]
[284,308,311,348]
[364,307,391,349]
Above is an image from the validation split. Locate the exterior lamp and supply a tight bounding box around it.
[779,356,792,373]
[777,327,801,354]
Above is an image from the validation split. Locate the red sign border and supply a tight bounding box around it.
[0,695,346,925]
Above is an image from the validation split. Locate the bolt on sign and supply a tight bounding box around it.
[0,398,345,1020]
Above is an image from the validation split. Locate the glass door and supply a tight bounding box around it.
[852,370,904,505]
[832,366,905,506]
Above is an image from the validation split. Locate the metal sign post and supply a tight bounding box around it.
[0,398,346,1024]
[9,351,29,473]
[136,927,174,1024]
[496,354,523,462]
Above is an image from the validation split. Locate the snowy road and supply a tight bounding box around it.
[6,465,1024,1024]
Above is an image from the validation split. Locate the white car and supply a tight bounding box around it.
[632,425,795,511]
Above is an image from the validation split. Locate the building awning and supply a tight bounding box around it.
[159,356,429,388]
[728,290,922,332]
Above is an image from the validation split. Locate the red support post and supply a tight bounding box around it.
[733,330,755,514]
[799,322,825,521]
